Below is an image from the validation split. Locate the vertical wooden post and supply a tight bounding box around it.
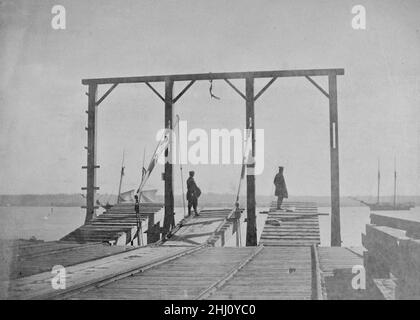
[245,77,257,246]
[85,83,98,223]
[328,74,341,246]
[163,79,175,235]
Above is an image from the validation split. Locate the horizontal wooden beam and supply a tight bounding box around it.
[82,69,345,85]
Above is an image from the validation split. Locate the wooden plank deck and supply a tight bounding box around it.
[208,246,314,300]
[0,240,136,280]
[60,202,163,244]
[66,246,314,300]
[2,245,194,300]
[67,247,256,300]
[316,246,382,299]
[162,208,239,247]
[5,201,388,300]
[259,201,320,246]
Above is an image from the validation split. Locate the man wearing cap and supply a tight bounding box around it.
[274,166,288,210]
[187,171,201,216]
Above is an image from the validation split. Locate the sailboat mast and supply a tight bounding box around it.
[377,158,380,204]
[117,150,125,204]
[393,156,397,208]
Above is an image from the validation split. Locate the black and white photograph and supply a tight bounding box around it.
[0,0,420,304]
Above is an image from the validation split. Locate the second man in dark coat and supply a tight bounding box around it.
[274,166,288,210]
[187,171,201,216]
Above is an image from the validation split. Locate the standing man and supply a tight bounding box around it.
[274,166,288,210]
[187,171,201,216]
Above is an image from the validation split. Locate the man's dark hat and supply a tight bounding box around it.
[189,171,195,174]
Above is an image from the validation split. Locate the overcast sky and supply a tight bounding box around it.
[1,0,419,197]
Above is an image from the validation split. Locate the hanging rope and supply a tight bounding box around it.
[209,80,220,100]
[176,114,187,218]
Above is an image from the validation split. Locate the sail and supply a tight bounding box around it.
[119,189,135,203]
[139,189,158,203]
[119,189,157,203]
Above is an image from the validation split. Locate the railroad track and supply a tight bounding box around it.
[53,244,208,300]
[55,244,322,300]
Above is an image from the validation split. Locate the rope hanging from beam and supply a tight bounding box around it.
[209,80,220,100]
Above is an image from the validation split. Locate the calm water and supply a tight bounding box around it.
[1,205,419,247]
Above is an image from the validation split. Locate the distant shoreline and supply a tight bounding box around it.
[1,193,419,208]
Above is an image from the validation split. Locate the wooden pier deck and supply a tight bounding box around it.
[1,206,240,299]
[316,246,382,299]
[0,239,136,281]
[60,202,163,244]
[62,246,314,300]
[162,208,240,247]
[59,202,319,300]
[1,202,322,300]
[3,245,193,300]
[208,246,314,300]
[5,201,416,300]
[259,202,320,246]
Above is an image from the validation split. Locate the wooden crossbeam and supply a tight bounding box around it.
[224,79,246,100]
[305,76,329,98]
[173,80,195,103]
[82,68,345,85]
[254,77,277,101]
[145,82,165,102]
[96,83,118,106]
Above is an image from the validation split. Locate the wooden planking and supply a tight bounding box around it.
[68,247,315,300]
[209,247,313,300]
[370,212,420,238]
[61,202,163,243]
[317,246,381,299]
[259,202,320,246]
[162,208,238,247]
[363,212,420,299]
[3,246,191,300]
[362,223,420,298]
[318,247,364,275]
[0,240,137,280]
[68,247,256,300]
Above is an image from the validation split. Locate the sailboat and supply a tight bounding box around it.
[359,158,415,211]
[97,116,181,210]
[96,150,158,210]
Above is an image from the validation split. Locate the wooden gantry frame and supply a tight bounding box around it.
[81,68,344,246]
